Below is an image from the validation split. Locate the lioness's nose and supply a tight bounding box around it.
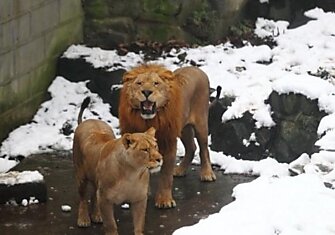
[142,90,152,98]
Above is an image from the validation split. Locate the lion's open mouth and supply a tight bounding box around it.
[140,100,157,119]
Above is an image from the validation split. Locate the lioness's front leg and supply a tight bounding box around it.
[155,141,177,208]
[131,199,147,235]
[99,195,118,235]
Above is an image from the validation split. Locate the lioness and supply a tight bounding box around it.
[73,97,162,235]
[119,64,216,208]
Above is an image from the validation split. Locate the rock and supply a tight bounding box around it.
[210,111,269,161]
[82,0,258,47]
[0,171,47,204]
[209,91,326,163]
[266,91,326,162]
[57,57,124,117]
[208,86,234,135]
[288,153,311,175]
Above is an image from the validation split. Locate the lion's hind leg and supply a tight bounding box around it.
[174,125,196,177]
[194,123,216,182]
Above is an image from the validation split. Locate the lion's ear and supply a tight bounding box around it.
[145,127,156,137]
[122,133,133,149]
[123,71,137,83]
[159,70,174,81]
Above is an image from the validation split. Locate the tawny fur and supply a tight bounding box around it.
[73,97,162,235]
[118,64,216,208]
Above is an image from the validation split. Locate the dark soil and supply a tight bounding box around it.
[0,153,255,235]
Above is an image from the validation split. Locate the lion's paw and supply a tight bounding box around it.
[200,170,216,182]
[173,166,187,177]
[155,198,176,209]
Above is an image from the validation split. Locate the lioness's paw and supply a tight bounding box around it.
[91,214,103,224]
[200,170,216,182]
[77,217,91,227]
[173,166,187,177]
[155,199,176,209]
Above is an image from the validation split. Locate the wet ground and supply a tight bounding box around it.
[0,153,255,235]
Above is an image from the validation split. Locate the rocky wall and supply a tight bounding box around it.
[83,0,335,49]
[82,0,249,48]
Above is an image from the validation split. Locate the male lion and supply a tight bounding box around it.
[119,64,216,208]
[73,97,162,235]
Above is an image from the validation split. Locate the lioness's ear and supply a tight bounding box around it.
[122,133,132,149]
[145,127,156,137]
[123,71,137,83]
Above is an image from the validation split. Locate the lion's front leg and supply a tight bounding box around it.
[155,141,177,208]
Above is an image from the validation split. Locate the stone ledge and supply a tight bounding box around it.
[0,171,47,204]
[0,182,47,204]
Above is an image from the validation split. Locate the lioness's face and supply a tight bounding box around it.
[123,128,163,173]
[126,72,170,119]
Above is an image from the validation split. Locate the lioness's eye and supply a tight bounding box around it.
[143,148,149,152]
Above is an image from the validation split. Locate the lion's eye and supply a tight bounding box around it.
[142,148,149,152]
[136,81,143,85]
[154,81,159,86]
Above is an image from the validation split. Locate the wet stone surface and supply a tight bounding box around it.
[0,153,255,235]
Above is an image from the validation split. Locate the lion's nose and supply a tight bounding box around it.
[142,90,152,98]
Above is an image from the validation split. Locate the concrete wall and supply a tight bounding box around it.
[0,0,83,142]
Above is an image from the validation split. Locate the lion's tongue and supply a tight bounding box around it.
[143,101,153,111]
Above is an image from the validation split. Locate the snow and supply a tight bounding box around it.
[0,158,18,173]
[174,174,335,235]
[0,77,119,157]
[21,197,39,207]
[121,203,130,209]
[0,171,44,185]
[0,6,335,235]
[61,205,72,212]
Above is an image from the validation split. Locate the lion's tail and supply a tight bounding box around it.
[78,97,91,125]
[215,86,222,100]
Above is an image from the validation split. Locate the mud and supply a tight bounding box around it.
[0,153,255,235]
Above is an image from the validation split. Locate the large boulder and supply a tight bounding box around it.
[209,91,327,163]
[266,91,326,162]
